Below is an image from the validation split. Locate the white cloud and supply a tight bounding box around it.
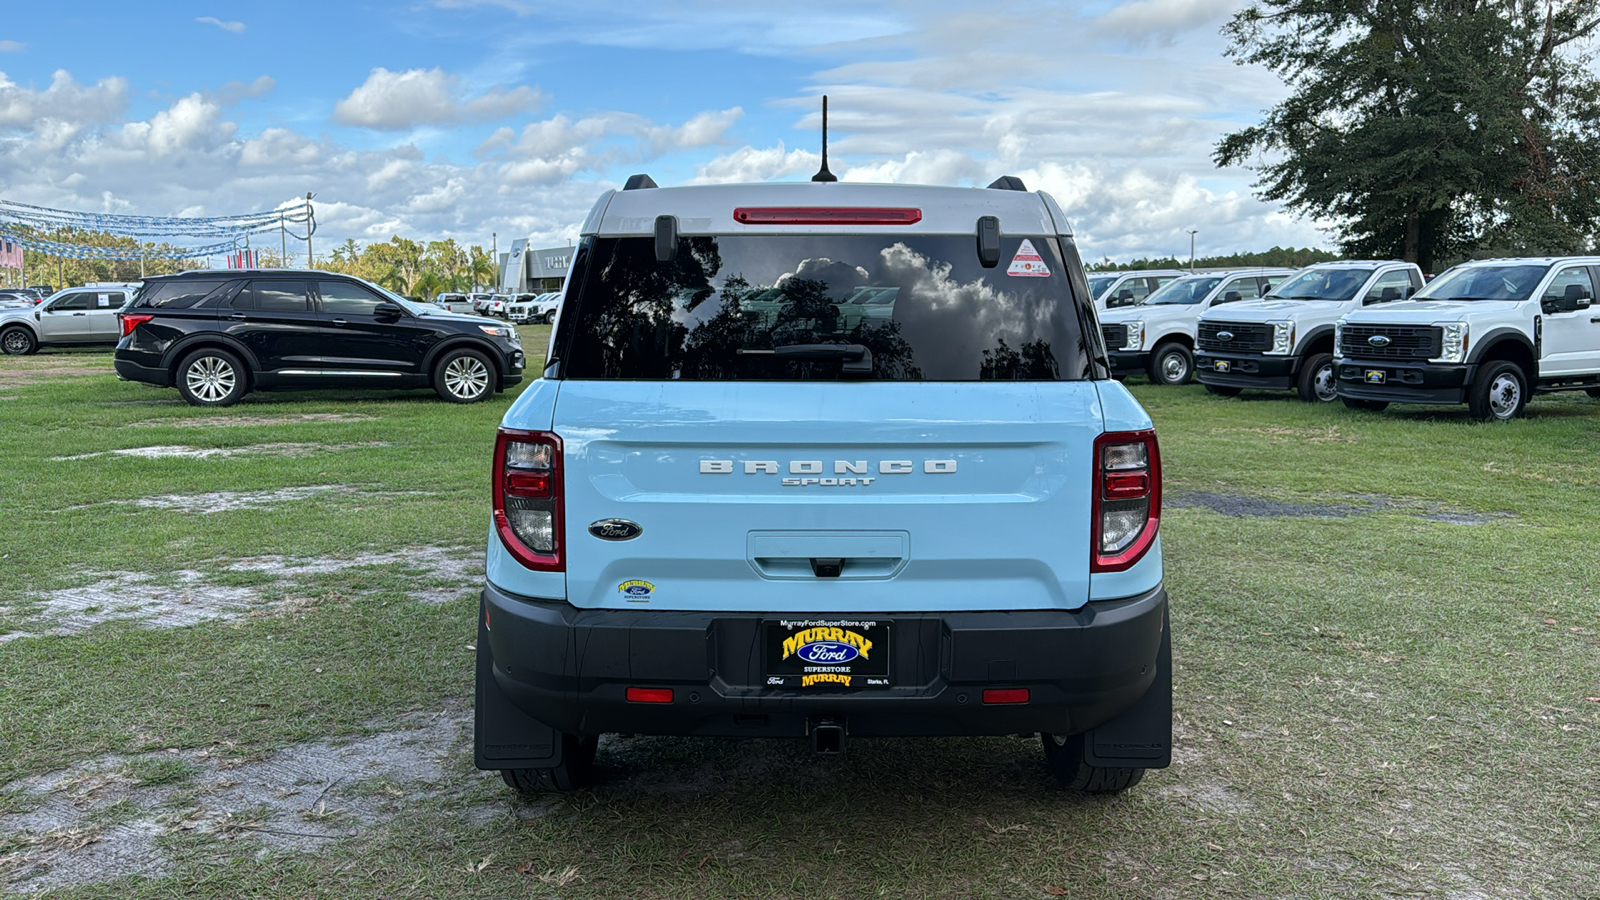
[0,70,128,129]
[690,142,819,184]
[0,40,25,53]
[333,67,542,130]
[195,16,246,33]
[1092,0,1237,45]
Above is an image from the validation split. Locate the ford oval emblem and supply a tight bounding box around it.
[1216,330,1235,341]
[588,519,642,541]
[795,641,861,664]
[1368,335,1392,347]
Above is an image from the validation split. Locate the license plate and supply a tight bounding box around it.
[765,619,891,689]
[1365,369,1386,384]
[1213,360,1231,373]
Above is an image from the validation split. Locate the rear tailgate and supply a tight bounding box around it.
[554,381,1103,613]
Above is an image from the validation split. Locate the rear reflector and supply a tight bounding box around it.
[626,687,674,704]
[733,207,923,226]
[982,688,1030,705]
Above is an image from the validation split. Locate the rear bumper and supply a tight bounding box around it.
[112,355,170,387]
[1108,350,1151,373]
[1335,358,1473,404]
[1194,351,1296,390]
[477,581,1168,743]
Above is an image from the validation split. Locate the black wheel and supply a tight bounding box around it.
[1586,388,1600,399]
[1341,397,1389,412]
[1146,342,1194,386]
[1468,360,1527,422]
[499,734,598,793]
[1297,352,1338,402]
[1040,733,1145,794]
[1204,384,1242,397]
[433,347,496,403]
[175,348,247,407]
[542,311,557,325]
[1,326,37,355]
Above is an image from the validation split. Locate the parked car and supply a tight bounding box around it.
[1193,260,1424,402]
[471,293,496,314]
[435,293,475,314]
[1099,268,1294,385]
[0,291,33,308]
[531,292,562,324]
[503,293,540,323]
[1086,269,1186,310]
[475,173,1171,795]
[1335,256,1600,420]
[113,269,525,406]
[0,282,141,355]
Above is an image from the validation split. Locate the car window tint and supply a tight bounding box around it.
[318,281,387,315]
[252,280,310,312]
[51,293,95,311]
[1215,277,1262,303]
[138,279,229,309]
[560,234,1090,382]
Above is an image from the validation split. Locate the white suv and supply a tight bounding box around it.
[1194,261,1424,402]
[1335,256,1600,420]
[1099,268,1293,385]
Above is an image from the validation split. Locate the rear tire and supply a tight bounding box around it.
[1586,388,1600,399]
[1,326,36,355]
[1297,352,1338,402]
[499,734,598,793]
[1467,360,1527,422]
[1147,342,1194,386]
[1041,733,1145,794]
[433,348,495,403]
[175,348,247,407]
[1341,397,1389,412]
[1204,384,1242,397]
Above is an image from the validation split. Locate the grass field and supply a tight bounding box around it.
[2,332,1598,898]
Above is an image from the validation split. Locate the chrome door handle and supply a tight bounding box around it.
[331,319,348,326]
[230,313,247,320]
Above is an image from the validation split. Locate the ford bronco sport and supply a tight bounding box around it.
[476,174,1171,793]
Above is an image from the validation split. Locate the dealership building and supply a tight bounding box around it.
[499,240,574,294]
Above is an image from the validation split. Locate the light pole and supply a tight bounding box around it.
[1186,229,1198,272]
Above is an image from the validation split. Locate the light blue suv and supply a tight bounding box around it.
[476,174,1170,793]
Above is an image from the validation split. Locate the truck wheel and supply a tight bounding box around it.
[1147,343,1194,386]
[499,734,598,793]
[1297,352,1338,402]
[176,348,248,406]
[1468,361,1527,422]
[1,326,36,355]
[1040,733,1145,794]
[1586,388,1600,399]
[1341,398,1389,412]
[1203,384,1241,397]
[433,348,495,403]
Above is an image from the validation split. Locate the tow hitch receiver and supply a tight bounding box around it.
[810,716,846,755]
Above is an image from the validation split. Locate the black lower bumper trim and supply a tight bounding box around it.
[112,357,170,387]
[1335,359,1473,404]
[1108,351,1151,373]
[476,583,1169,748]
[1194,352,1296,390]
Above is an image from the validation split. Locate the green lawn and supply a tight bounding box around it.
[1,340,1597,898]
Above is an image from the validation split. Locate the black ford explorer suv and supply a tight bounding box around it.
[113,270,525,406]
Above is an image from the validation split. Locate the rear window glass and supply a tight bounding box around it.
[135,280,230,309]
[559,235,1089,381]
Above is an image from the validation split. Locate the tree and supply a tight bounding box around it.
[1216,1,1600,271]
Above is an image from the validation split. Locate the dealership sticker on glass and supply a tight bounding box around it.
[765,618,891,689]
[1006,239,1052,277]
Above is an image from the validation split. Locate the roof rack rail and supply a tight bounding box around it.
[987,175,1027,192]
[623,174,658,190]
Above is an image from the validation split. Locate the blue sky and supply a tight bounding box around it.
[0,1,1329,260]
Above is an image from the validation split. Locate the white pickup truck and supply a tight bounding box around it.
[1099,268,1293,385]
[1335,256,1600,420]
[1086,269,1185,311]
[1194,261,1424,402]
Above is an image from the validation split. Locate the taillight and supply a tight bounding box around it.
[119,313,153,337]
[492,428,563,571]
[732,207,923,226]
[1092,430,1160,572]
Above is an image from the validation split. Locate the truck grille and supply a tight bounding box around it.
[1340,325,1442,359]
[1101,324,1127,350]
[1197,322,1272,352]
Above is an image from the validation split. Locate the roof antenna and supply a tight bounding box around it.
[811,95,837,183]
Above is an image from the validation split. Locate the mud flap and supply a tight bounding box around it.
[474,607,564,771]
[1081,609,1171,769]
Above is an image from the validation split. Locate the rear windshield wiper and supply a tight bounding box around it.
[738,343,874,374]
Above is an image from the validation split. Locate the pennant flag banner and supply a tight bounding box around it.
[0,197,315,262]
